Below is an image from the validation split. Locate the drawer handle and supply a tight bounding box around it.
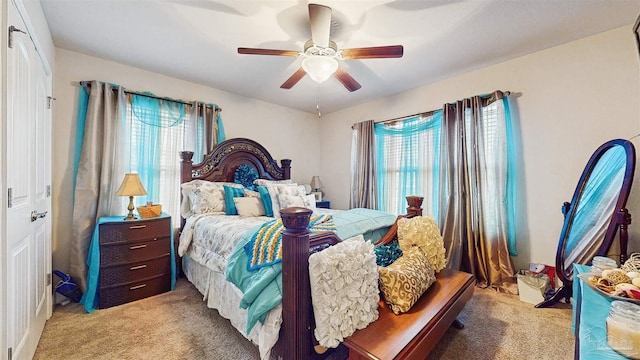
[129,244,147,250]
[130,284,147,290]
[129,225,147,229]
[130,264,147,270]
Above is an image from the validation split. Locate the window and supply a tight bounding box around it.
[125,95,196,227]
[466,101,505,239]
[374,113,442,216]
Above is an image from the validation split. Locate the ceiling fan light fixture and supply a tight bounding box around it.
[301,55,338,83]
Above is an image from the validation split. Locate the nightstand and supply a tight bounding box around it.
[316,200,331,209]
[81,213,176,312]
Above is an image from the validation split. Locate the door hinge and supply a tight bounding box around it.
[8,188,12,208]
[47,273,52,286]
[8,25,26,49]
[8,347,12,360]
[47,96,56,109]
[47,185,51,197]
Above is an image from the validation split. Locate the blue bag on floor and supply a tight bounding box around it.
[53,270,82,303]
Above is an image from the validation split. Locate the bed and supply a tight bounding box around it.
[177,137,471,360]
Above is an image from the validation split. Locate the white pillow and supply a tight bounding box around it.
[265,184,307,218]
[277,193,316,212]
[180,180,243,217]
[308,235,380,348]
[243,189,261,198]
[233,197,266,217]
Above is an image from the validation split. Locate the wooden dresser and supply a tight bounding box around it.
[97,215,172,308]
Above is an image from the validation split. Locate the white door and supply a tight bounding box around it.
[6,1,53,358]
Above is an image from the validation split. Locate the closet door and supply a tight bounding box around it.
[5,1,53,358]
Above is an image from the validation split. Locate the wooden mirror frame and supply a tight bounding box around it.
[536,139,636,308]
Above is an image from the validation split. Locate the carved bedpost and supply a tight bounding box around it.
[406,196,424,217]
[276,207,313,360]
[179,151,194,230]
[180,151,194,184]
[281,159,292,180]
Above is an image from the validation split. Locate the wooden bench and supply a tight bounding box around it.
[343,269,476,360]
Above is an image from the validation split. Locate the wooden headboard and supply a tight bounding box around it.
[179,137,291,184]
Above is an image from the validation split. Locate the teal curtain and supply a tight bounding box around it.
[131,94,186,204]
[504,97,517,256]
[374,112,442,216]
[217,109,226,143]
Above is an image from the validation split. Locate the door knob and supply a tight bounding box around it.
[31,210,48,222]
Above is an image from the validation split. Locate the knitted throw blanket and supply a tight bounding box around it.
[244,214,336,271]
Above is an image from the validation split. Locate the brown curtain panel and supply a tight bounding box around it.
[439,91,517,293]
[188,101,221,163]
[350,120,377,209]
[69,81,128,292]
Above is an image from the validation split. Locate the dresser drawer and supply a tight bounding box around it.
[99,254,171,286]
[100,237,170,264]
[99,217,171,244]
[99,273,171,309]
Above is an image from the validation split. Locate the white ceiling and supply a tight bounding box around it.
[40,0,640,114]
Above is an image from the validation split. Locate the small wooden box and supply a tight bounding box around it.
[137,204,162,218]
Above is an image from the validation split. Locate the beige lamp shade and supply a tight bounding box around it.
[115,173,148,196]
[310,176,323,192]
[116,173,147,220]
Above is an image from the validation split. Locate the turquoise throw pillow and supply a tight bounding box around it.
[374,242,403,267]
[224,185,245,215]
[257,186,273,217]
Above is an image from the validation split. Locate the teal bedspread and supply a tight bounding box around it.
[225,208,396,333]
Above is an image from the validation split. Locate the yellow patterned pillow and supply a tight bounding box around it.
[397,216,446,272]
[378,248,436,314]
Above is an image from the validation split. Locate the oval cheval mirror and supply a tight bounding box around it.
[536,139,636,308]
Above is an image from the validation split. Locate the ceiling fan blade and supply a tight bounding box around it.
[340,45,404,60]
[308,4,331,48]
[238,47,300,57]
[280,68,307,89]
[334,67,361,92]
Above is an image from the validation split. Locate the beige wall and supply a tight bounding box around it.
[52,48,320,273]
[320,25,640,271]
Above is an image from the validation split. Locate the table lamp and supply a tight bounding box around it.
[310,176,323,193]
[115,173,147,220]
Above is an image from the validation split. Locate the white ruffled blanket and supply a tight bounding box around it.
[308,235,380,348]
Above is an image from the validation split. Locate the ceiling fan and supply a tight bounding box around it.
[238,3,404,92]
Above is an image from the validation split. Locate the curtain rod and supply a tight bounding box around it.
[375,109,438,125]
[375,90,511,125]
[79,81,222,112]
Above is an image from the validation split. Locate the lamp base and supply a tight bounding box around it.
[124,195,138,221]
[123,213,138,221]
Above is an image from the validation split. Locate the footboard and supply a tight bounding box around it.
[273,197,425,360]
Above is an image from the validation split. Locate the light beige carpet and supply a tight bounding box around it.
[34,278,573,360]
